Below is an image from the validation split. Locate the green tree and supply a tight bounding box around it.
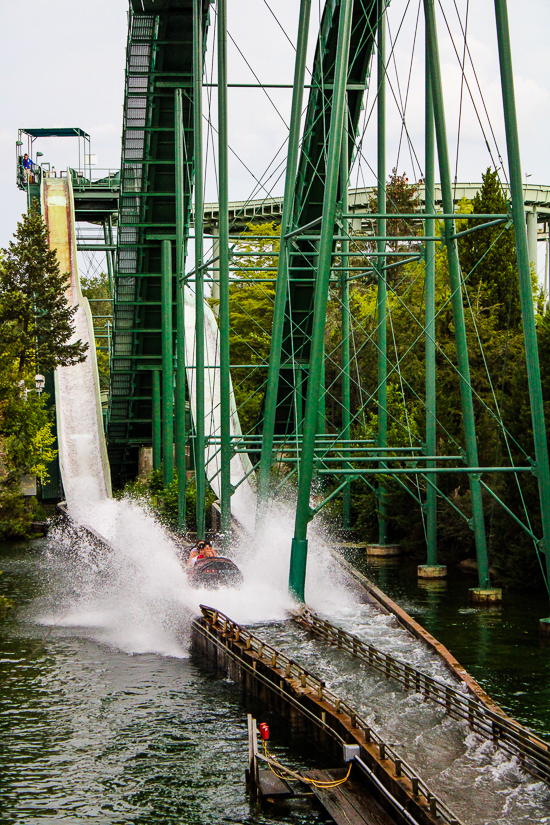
[0,202,88,537]
[0,201,88,376]
[226,222,278,434]
[0,357,56,537]
[367,168,421,240]
[81,271,111,392]
[324,171,542,588]
[458,168,521,330]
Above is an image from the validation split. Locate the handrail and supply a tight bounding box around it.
[70,168,120,190]
[199,605,463,825]
[295,608,550,785]
[16,159,41,189]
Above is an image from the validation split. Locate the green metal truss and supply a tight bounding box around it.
[108,0,210,486]
[98,0,550,613]
[268,0,379,441]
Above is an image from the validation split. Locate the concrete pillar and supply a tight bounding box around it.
[527,206,538,274]
[418,564,447,578]
[138,447,153,481]
[469,587,502,605]
[366,543,400,557]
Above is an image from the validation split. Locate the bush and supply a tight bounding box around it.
[0,479,38,539]
[121,468,216,534]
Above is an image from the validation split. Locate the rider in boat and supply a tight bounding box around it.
[188,541,206,566]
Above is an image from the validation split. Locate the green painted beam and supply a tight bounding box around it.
[425,0,490,588]
[161,239,174,485]
[290,0,355,601]
[376,0,388,545]
[218,0,232,545]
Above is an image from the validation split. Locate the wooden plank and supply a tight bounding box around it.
[304,770,396,825]
[257,768,294,799]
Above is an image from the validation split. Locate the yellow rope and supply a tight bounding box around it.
[262,740,352,788]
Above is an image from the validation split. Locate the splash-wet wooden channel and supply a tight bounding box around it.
[193,605,462,825]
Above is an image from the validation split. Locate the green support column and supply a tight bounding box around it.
[161,239,174,486]
[176,286,186,529]
[376,0,388,545]
[218,0,232,545]
[294,366,304,439]
[175,88,186,531]
[194,0,206,538]
[152,369,161,471]
[256,0,312,526]
[289,0,354,601]
[424,36,438,566]
[318,352,326,435]
[103,220,114,296]
[424,0,490,589]
[340,116,352,529]
[494,0,550,613]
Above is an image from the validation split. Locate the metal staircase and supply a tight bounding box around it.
[108,0,209,486]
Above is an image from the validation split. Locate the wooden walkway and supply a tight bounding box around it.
[304,769,396,825]
[194,606,463,825]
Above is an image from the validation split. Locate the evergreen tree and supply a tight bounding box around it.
[0,201,88,375]
[458,168,521,330]
[0,345,56,538]
[367,168,421,248]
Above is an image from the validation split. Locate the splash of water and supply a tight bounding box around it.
[40,495,357,658]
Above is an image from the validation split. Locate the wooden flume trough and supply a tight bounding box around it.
[192,605,463,825]
[294,606,550,785]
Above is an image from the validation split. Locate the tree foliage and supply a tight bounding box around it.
[0,201,88,375]
[226,222,278,434]
[215,172,548,591]
[0,203,88,536]
[338,169,543,588]
[458,168,522,330]
[81,271,111,392]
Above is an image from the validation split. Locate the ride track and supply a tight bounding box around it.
[35,0,550,616]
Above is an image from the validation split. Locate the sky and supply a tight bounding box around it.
[1,0,549,276]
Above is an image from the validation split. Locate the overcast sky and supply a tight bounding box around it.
[1,0,549,267]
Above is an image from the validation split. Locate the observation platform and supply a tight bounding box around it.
[16,127,119,224]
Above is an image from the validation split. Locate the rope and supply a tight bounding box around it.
[262,740,352,788]
[453,0,469,201]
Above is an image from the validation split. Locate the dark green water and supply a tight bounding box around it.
[0,538,330,825]
[345,548,550,740]
[3,536,550,823]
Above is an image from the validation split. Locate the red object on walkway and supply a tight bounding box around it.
[259,722,269,741]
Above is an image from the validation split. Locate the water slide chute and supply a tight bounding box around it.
[183,288,256,534]
[42,173,112,518]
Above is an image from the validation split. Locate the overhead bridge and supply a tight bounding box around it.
[199,181,550,232]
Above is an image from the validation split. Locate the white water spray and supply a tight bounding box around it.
[42,174,358,656]
[43,496,356,656]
